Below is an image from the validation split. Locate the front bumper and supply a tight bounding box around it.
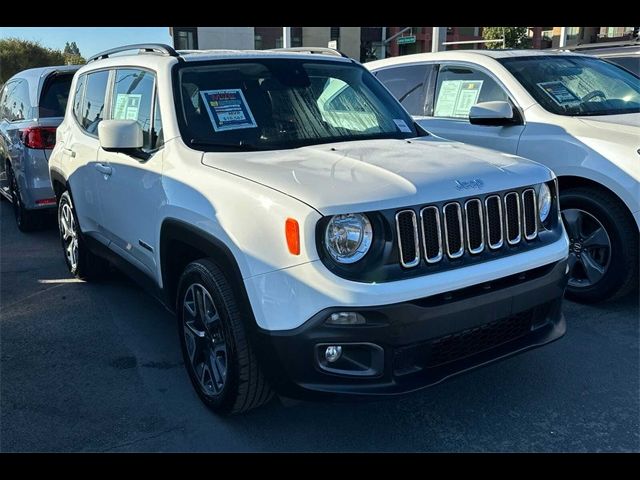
[253,259,568,399]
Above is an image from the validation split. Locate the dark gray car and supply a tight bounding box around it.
[0,65,80,231]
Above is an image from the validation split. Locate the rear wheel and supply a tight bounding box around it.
[8,167,38,232]
[560,187,638,303]
[177,258,273,414]
[58,190,107,280]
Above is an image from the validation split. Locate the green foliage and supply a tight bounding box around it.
[0,38,85,84]
[63,41,81,56]
[481,27,532,49]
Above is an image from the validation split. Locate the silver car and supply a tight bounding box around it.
[0,65,80,231]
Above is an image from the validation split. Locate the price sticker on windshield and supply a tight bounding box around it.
[200,89,258,132]
[537,81,581,106]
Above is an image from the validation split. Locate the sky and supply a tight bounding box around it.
[0,27,173,57]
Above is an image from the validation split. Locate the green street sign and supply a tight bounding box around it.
[398,35,416,45]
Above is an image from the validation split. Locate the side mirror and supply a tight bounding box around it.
[469,101,517,126]
[98,120,143,152]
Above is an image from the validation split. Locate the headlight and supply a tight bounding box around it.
[324,213,373,264]
[538,182,552,223]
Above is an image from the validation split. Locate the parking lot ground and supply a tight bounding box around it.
[1,200,638,452]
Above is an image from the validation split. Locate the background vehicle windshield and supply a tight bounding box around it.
[39,73,74,118]
[499,55,640,116]
[176,58,418,150]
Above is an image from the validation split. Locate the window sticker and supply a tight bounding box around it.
[113,94,142,121]
[537,81,581,106]
[199,89,257,132]
[393,119,412,133]
[434,80,483,118]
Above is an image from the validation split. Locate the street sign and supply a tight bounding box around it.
[398,35,416,45]
[328,40,338,49]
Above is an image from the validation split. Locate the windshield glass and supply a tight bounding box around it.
[39,73,74,118]
[498,55,640,116]
[175,58,418,150]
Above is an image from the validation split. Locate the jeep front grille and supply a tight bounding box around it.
[396,187,538,268]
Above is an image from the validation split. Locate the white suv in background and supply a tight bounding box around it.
[367,50,639,303]
[49,44,569,414]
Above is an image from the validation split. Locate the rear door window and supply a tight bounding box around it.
[72,74,86,123]
[39,73,75,118]
[80,70,109,135]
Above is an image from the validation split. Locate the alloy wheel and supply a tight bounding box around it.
[182,283,228,396]
[561,208,612,289]
[60,202,79,271]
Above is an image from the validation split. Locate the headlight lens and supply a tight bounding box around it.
[324,213,373,264]
[538,182,552,223]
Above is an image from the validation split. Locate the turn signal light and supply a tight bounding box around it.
[285,218,300,255]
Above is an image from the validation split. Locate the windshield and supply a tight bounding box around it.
[498,55,640,116]
[175,58,418,150]
[39,73,74,118]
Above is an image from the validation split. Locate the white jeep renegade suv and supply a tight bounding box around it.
[49,44,570,414]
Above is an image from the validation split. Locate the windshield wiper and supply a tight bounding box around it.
[189,139,261,150]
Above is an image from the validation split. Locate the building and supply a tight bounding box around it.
[170,27,371,62]
[170,27,639,63]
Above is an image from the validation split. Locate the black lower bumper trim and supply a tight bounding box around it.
[252,259,568,400]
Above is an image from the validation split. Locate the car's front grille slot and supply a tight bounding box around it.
[464,199,484,254]
[484,195,504,249]
[522,188,537,241]
[504,192,522,245]
[394,186,538,269]
[420,206,443,263]
[443,202,464,259]
[396,210,420,268]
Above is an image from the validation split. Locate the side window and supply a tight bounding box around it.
[4,80,31,121]
[81,70,109,135]
[111,69,158,151]
[375,64,431,116]
[433,65,509,119]
[72,74,86,123]
[0,82,11,120]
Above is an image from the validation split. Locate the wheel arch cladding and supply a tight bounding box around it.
[159,218,252,318]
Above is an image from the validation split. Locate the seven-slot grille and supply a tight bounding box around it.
[396,188,538,267]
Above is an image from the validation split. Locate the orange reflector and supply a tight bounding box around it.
[285,218,300,255]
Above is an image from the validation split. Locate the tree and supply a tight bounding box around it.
[63,41,81,56]
[0,38,65,84]
[481,27,532,49]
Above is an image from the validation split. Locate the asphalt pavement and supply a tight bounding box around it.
[1,200,638,452]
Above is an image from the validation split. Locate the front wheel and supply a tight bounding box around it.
[58,190,107,280]
[560,187,638,303]
[177,258,273,414]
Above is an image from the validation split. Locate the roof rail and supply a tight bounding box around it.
[568,39,640,51]
[88,43,179,62]
[270,47,350,59]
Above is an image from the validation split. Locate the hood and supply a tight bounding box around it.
[201,136,554,215]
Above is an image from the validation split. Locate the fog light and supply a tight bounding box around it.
[326,312,366,325]
[325,345,342,363]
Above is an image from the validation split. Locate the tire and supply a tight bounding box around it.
[57,190,107,281]
[177,258,273,414]
[8,167,38,232]
[560,186,639,303]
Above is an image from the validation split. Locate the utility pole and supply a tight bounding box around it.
[380,27,386,59]
[282,27,291,48]
[559,27,567,48]
[431,27,447,52]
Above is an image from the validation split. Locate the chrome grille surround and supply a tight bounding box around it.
[504,192,522,245]
[484,195,504,250]
[442,202,465,259]
[464,198,485,254]
[420,206,443,263]
[395,209,420,268]
[521,188,538,241]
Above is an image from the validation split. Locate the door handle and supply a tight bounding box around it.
[62,147,76,158]
[95,163,112,176]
